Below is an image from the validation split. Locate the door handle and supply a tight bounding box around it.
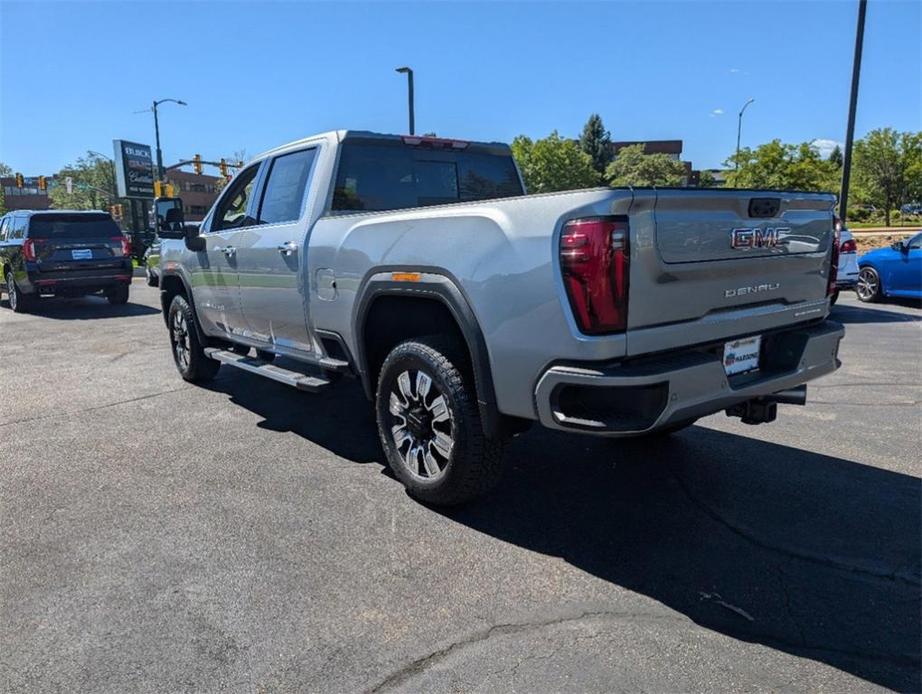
[214,246,236,258]
[277,241,298,256]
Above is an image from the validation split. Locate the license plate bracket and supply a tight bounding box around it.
[723,335,762,376]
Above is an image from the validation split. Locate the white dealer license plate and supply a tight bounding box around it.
[723,335,761,376]
[71,249,92,260]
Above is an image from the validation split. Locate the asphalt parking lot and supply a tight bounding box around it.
[1,282,919,693]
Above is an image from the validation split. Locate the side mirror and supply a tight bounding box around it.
[899,239,911,255]
[155,197,186,239]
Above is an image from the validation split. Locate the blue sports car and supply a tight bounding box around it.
[856,231,922,302]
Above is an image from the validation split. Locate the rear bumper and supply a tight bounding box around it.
[23,263,133,295]
[534,320,844,436]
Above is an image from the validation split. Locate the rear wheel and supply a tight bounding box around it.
[146,267,159,287]
[6,271,30,313]
[168,294,220,382]
[375,336,505,506]
[830,290,840,305]
[856,267,881,303]
[107,284,130,305]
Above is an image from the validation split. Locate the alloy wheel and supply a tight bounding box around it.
[7,275,17,312]
[170,310,191,370]
[856,268,878,301]
[387,369,454,481]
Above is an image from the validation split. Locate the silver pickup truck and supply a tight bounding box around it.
[157,130,844,505]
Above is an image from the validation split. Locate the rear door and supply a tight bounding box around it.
[236,146,319,354]
[25,213,128,277]
[627,189,835,353]
[190,163,262,338]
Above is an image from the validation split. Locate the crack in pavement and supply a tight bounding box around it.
[670,469,921,588]
[0,386,190,429]
[364,609,683,693]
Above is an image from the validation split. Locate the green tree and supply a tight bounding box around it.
[851,128,920,226]
[578,113,612,179]
[49,153,118,211]
[697,170,717,188]
[724,140,838,193]
[605,144,688,187]
[0,161,11,215]
[828,144,843,168]
[511,131,598,193]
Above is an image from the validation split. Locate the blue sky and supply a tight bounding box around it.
[1,1,919,175]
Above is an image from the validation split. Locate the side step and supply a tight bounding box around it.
[205,348,332,393]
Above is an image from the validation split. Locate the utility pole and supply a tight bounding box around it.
[150,98,187,181]
[735,98,755,171]
[839,0,867,224]
[395,67,415,135]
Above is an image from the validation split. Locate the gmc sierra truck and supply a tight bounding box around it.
[156,130,844,505]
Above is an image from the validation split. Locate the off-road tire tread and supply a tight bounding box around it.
[376,336,505,506]
[169,294,220,382]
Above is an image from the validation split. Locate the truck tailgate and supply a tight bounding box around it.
[627,189,835,354]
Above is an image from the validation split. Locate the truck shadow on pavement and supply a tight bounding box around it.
[832,302,921,324]
[205,369,920,691]
[3,296,160,319]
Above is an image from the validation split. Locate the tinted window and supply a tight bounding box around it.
[332,142,523,212]
[0,218,8,241]
[257,148,317,224]
[908,233,922,250]
[214,164,260,231]
[27,213,120,239]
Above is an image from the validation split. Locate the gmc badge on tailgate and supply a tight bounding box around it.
[730,227,790,249]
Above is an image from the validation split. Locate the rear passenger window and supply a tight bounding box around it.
[0,218,7,241]
[257,149,317,225]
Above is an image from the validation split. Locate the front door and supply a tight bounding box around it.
[892,233,922,294]
[190,163,262,338]
[236,147,319,354]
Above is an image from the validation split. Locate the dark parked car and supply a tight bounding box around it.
[0,210,133,312]
[856,231,922,302]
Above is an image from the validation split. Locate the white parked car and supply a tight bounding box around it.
[833,224,859,303]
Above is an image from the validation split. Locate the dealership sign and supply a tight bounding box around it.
[113,140,154,198]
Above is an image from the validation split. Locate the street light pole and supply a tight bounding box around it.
[151,98,187,181]
[839,0,867,224]
[395,67,415,135]
[735,97,755,170]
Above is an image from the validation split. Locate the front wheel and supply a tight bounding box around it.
[146,267,159,287]
[375,337,505,506]
[168,294,220,382]
[856,267,881,303]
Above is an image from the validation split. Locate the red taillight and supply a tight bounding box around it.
[828,228,840,297]
[560,216,629,334]
[840,238,857,254]
[112,236,131,257]
[22,239,37,262]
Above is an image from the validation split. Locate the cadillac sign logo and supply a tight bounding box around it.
[730,227,790,250]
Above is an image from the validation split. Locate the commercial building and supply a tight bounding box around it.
[164,168,222,222]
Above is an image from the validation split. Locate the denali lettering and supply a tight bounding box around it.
[725,282,780,298]
[730,227,790,249]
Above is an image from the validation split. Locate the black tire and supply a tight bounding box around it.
[107,284,130,305]
[856,267,881,303]
[167,294,220,382]
[146,268,159,287]
[6,271,30,313]
[375,336,505,506]
[830,290,839,305]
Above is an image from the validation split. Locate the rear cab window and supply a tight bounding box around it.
[331,137,524,213]
[27,213,121,239]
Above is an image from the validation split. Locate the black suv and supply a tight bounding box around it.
[0,210,133,312]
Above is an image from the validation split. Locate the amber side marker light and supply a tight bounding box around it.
[392,272,421,282]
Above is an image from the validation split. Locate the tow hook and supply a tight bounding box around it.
[726,385,807,425]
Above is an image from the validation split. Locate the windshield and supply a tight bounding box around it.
[332,141,524,212]
[28,214,121,239]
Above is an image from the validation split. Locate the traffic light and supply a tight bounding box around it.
[109,205,118,218]
[165,183,175,198]
[153,180,162,198]
[219,158,228,178]
[193,154,203,175]
[15,173,24,188]
[38,175,47,191]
